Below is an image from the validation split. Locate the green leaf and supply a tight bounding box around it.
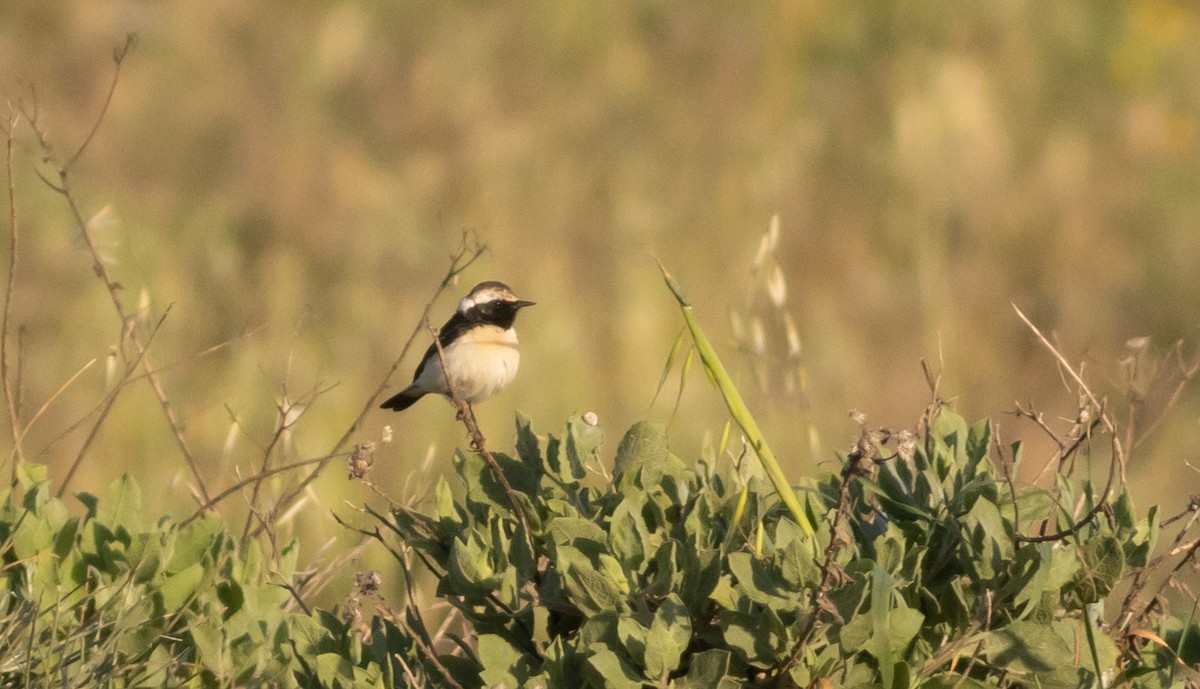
[455,449,541,527]
[160,562,206,609]
[728,551,799,612]
[584,644,643,689]
[677,649,734,689]
[644,595,690,679]
[565,413,603,482]
[614,421,669,482]
[963,496,1011,581]
[559,545,627,615]
[887,607,924,657]
[97,473,141,535]
[446,531,499,599]
[870,565,896,689]
[719,608,787,668]
[477,634,531,689]
[435,475,462,530]
[981,621,1071,676]
[515,411,542,468]
[546,516,609,548]
[609,494,652,572]
[617,613,648,665]
[168,515,223,571]
[1069,534,1125,604]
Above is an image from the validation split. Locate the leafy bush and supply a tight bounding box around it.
[1,405,1197,688]
[349,406,1196,688]
[0,465,302,687]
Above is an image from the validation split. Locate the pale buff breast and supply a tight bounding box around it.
[416,325,521,404]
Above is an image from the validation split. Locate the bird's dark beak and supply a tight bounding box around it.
[514,299,536,309]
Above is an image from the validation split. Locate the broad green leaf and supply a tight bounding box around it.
[617,613,648,665]
[169,518,223,571]
[584,644,643,689]
[614,421,668,482]
[446,531,498,598]
[887,607,924,656]
[870,565,896,689]
[559,545,627,615]
[98,473,141,536]
[435,475,462,529]
[728,551,799,612]
[546,516,608,548]
[477,634,531,689]
[1069,534,1125,604]
[609,495,652,571]
[963,496,1011,581]
[643,621,683,680]
[565,413,603,482]
[515,411,542,468]
[677,649,734,689]
[644,595,690,679]
[160,562,205,609]
[719,608,787,668]
[981,621,1077,686]
[456,449,539,519]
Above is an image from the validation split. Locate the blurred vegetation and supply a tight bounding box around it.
[1,2,1199,607]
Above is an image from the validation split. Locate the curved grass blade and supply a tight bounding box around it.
[657,261,815,536]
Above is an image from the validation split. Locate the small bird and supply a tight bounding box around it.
[380,281,535,412]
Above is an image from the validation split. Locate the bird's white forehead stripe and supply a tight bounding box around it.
[458,287,515,313]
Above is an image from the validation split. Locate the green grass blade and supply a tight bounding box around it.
[658,262,815,536]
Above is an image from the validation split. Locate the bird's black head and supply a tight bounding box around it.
[458,281,535,328]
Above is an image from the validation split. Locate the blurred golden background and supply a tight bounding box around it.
[2,2,1198,594]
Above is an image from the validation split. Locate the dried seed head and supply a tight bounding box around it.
[896,430,918,462]
[783,312,802,358]
[750,318,766,355]
[766,264,787,308]
[348,441,376,480]
[1126,336,1151,351]
[354,570,382,594]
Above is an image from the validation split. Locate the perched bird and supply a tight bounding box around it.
[380,281,535,412]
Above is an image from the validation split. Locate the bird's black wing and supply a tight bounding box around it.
[409,310,475,382]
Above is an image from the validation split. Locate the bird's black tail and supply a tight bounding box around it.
[380,387,424,411]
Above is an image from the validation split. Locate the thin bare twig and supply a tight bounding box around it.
[24,40,213,504]
[56,309,170,497]
[1010,304,1125,546]
[180,453,343,527]
[256,236,485,537]
[64,34,135,172]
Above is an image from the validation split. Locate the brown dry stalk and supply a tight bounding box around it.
[257,238,485,537]
[425,317,536,551]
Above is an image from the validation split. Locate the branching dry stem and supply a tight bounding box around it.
[259,236,485,536]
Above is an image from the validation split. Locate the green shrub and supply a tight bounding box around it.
[0,465,302,687]
[349,406,1194,688]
